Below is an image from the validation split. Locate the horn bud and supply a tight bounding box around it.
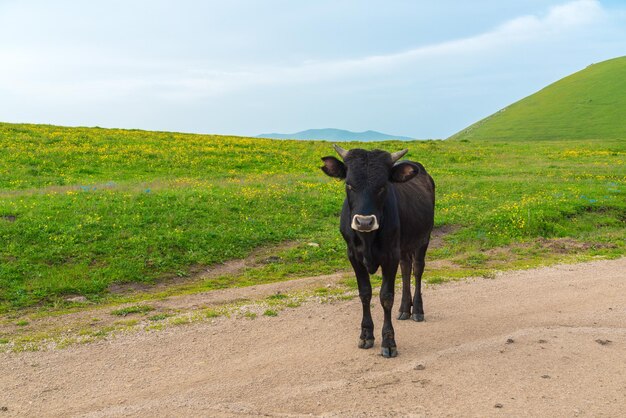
[333,144,349,160]
[390,149,408,163]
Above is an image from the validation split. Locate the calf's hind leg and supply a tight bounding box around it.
[411,243,428,322]
[397,257,412,320]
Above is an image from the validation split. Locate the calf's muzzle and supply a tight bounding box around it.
[351,215,379,232]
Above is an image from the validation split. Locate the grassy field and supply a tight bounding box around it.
[0,122,624,313]
[451,56,626,141]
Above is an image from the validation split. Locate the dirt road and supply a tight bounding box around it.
[1,258,625,417]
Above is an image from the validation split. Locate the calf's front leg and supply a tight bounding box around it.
[349,254,374,349]
[380,259,399,358]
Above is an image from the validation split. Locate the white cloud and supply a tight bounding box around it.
[0,0,607,103]
[157,0,608,97]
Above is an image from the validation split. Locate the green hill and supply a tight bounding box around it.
[450,56,626,141]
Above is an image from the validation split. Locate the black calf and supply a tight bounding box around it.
[321,145,435,357]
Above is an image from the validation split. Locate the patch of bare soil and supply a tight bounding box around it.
[533,237,616,253]
[107,240,301,295]
[429,224,458,249]
[1,258,624,417]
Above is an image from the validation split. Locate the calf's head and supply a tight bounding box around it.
[321,145,421,233]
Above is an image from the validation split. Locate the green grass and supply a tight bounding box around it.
[0,121,624,313]
[451,56,626,141]
[148,313,171,321]
[266,293,288,300]
[242,311,257,320]
[110,305,154,316]
[204,309,220,319]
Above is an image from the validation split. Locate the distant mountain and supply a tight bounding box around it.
[257,128,415,141]
[450,56,626,141]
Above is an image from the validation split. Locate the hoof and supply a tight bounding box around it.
[397,312,411,320]
[381,346,398,358]
[412,313,424,322]
[358,338,375,349]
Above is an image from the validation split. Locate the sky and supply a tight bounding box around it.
[1,0,625,139]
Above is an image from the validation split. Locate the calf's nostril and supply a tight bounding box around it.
[355,216,374,228]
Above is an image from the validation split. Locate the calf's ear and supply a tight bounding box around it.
[320,156,346,179]
[390,161,420,183]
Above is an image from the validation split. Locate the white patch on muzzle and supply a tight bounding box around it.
[351,214,379,232]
